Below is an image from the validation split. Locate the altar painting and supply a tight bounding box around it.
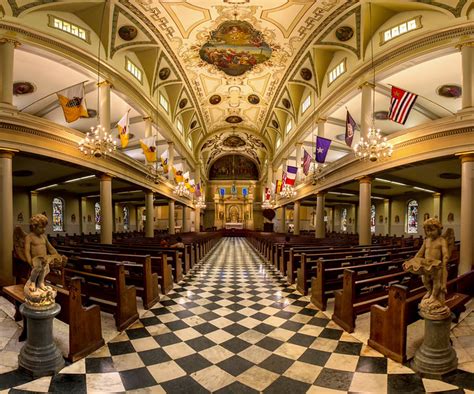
[209,155,258,180]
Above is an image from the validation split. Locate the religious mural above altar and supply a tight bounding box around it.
[199,21,272,76]
[209,155,258,180]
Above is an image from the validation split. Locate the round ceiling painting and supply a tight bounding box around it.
[209,95,221,105]
[118,25,138,41]
[226,116,243,124]
[159,68,170,80]
[335,26,354,41]
[436,84,462,98]
[199,21,272,76]
[223,135,246,148]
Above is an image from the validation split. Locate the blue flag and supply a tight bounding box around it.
[315,136,331,163]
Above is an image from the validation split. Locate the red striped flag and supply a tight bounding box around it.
[302,149,312,176]
[388,86,418,125]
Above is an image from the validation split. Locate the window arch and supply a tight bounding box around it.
[407,200,418,233]
[123,206,129,231]
[52,197,65,232]
[371,204,376,234]
[341,208,347,232]
[95,202,101,231]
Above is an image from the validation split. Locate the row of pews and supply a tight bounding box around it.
[249,231,472,363]
[3,231,221,361]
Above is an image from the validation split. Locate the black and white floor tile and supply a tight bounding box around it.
[1,238,473,393]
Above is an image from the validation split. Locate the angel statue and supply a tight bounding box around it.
[403,218,455,319]
[14,214,67,308]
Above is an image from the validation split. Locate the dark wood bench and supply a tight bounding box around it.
[62,262,138,331]
[368,270,474,363]
[3,278,104,362]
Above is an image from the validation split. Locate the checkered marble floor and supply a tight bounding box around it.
[1,237,474,393]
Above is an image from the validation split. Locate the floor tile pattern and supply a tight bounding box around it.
[1,237,473,393]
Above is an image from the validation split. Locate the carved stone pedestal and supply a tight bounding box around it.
[411,312,457,378]
[18,303,65,377]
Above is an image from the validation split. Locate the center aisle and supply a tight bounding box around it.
[19,238,446,392]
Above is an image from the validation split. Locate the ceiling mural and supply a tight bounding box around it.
[209,154,259,180]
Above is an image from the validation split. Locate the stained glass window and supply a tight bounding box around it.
[407,200,418,233]
[371,204,376,233]
[123,206,129,231]
[52,197,64,232]
[95,202,101,231]
[341,208,347,232]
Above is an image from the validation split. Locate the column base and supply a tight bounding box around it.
[411,313,457,379]
[19,303,65,378]
[456,107,474,120]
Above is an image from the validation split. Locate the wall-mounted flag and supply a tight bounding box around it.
[345,110,357,147]
[315,136,331,163]
[302,149,312,176]
[160,149,169,173]
[285,165,298,186]
[242,187,248,197]
[275,180,283,194]
[388,86,418,125]
[117,110,130,148]
[140,135,157,163]
[56,82,89,123]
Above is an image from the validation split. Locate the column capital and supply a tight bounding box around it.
[0,148,17,159]
[143,116,152,121]
[359,81,375,89]
[98,174,113,181]
[456,41,474,50]
[456,152,474,163]
[30,191,38,196]
[0,38,21,48]
[97,80,113,88]
[357,176,372,184]
[432,192,441,197]
[317,117,327,123]
[316,191,326,197]
[144,189,154,196]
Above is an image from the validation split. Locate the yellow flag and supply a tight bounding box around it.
[117,110,130,148]
[140,136,157,163]
[56,83,89,123]
[173,163,184,183]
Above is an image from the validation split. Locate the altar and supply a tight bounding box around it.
[225,222,244,229]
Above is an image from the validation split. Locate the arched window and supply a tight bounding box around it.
[52,197,64,232]
[123,206,129,231]
[341,208,347,232]
[95,202,101,231]
[407,200,418,233]
[371,204,376,233]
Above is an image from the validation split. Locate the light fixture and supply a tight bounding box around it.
[174,181,190,197]
[35,183,59,191]
[64,174,96,183]
[195,196,206,209]
[413,186,436,193]
[375,177,407,186]
[280,184,296,199]
[78,125,117,158]
[354,4,393,163]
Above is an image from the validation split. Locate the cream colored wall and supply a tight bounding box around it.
[441,190,461,240]
[13,192,30,233]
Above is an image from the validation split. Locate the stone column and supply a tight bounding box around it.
[143,116,152,138]
[168,200,175,234]
[98,81,112,134]
[145,190,154,238]
[80,197,87,234]
[360,82,374,140]
[433,193,441,221]
[0,150,14,286]
[99,174,113,244]
[293,201,300,235]
[30,191,38,217]
[317,118,326,137]
[358,176,372,245]
[459,154,474,275]
[460,42,474,110]
[315,192,326,239]
[267,161,273,189]
[168,142,174,180]
[295,143,303,182]
[183,206,191,232]
[281,206,286,233]
[0,39,19,107]
[383,198,391,235]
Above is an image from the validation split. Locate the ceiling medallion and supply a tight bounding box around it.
[436,84,462,98]
[118,25,138,41]
[13,170,34,177]
[282,98,291,109]
[226,115,243,124]
[199,20,272,76]
[300,68,312,81]
[223,135,246,148]
[248,94,260,104]
[271,120,279,129]
[87,109,97,118]
[13,82,35,95]
[190,120,197,129]
[335,26,354,41]
[439,172,460,179]
[158,67,170,80]
[374,111,389,120]
[179,98,188,109]
[209,95,222,105]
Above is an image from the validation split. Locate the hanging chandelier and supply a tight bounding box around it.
[78,125,117,158]
[174,181,190,197]
[280,184,296,199]
[195,196,206,209]
[353,127,393,162]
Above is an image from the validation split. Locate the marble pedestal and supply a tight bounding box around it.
[411,312,457,378]
[18,303,65,377]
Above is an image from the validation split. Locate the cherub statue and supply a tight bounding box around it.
[403,218,455,319]
[14,214,67,308]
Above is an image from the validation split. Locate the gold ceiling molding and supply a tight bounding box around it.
[261,1,314,39]
[160,2,211,39]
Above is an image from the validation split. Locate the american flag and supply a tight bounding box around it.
[388,86,418,125]
[302,149,312,176]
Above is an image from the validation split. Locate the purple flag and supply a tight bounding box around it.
[315,136,331,163]
[345,111,357,147]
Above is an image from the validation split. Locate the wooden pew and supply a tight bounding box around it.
[63,262,138,331]
[368,270,474,363]
[3,278,104,362]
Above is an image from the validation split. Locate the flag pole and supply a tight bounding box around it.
[387,84,456,116]
[19,80,89,112]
